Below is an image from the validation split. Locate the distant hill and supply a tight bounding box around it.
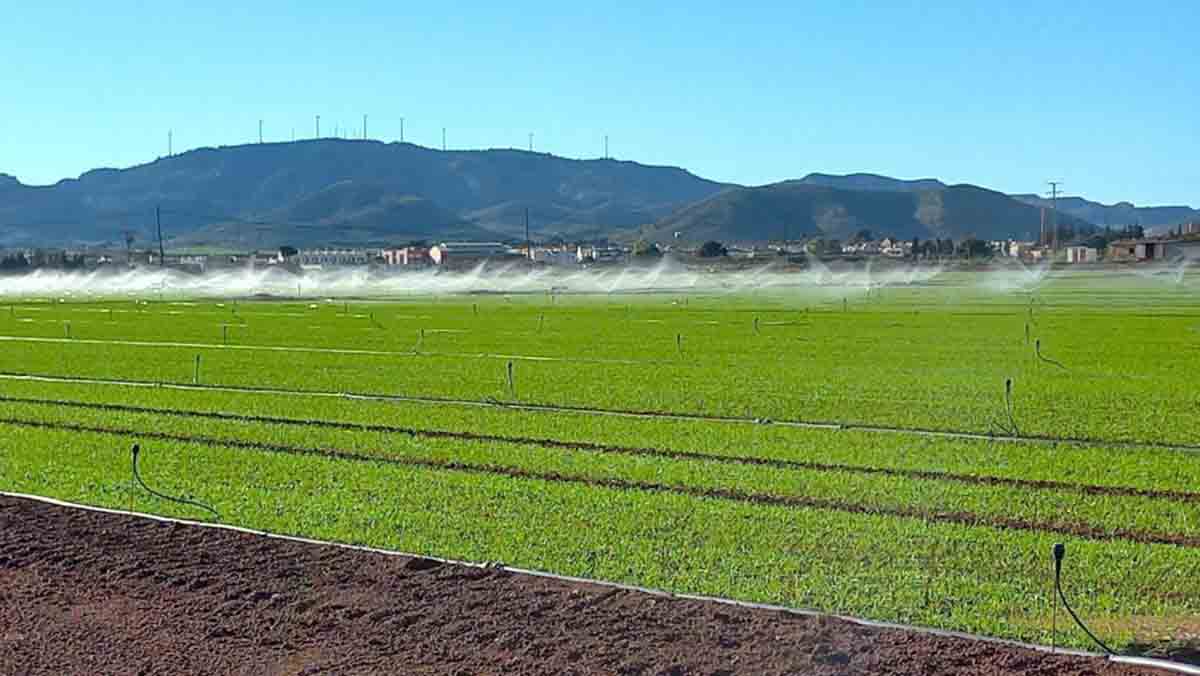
[797,172,948,193]
[0,140,728,247]
[1011,194,1199,231]
[650,181,1094,243]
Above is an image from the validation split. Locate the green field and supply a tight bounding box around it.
[2,268,1198,652]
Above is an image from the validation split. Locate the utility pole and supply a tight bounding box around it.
[1047,181,1062,251]
[155,206,165,267]
[525,208,531,260]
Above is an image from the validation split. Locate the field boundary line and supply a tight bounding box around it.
[1,370,1198,453]
[3,491,1198,675]
[2,416,1198,549]
[4,393,1198,504]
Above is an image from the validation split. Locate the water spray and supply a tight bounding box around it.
[1052,543,1113,654]
[130,443,219,519]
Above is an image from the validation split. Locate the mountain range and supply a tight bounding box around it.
[0,144,1194,249]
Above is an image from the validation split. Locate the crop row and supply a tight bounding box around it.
[2,398,1198,544]
[4,377,1198,497]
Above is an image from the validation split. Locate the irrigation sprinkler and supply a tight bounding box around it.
[222,324,229,345]
[843,298,848,313]
[753,316,760,335]
[676,333,683,355]
[130,443,219,519]
[506,360,515,398]
[193,355,201,385]
[415,328,425,353]
[538,313,544,333]
[64,322,72,339]
[1024,322,1030,345]
[1052,543,1113,654]
[473,303,478,316]
[990,378,1020,436]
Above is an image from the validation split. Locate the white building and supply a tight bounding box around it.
[576,245,624,263]
[298,249,372,268]
[1065,246,1098,264]
[529,247,578,266]
[429,242,511,265]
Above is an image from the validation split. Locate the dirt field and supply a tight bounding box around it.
[0,495,1171,675]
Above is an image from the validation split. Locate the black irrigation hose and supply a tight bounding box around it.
[1035,340,1068,371]
[1053,543,1114,655]
[131,443,220,519]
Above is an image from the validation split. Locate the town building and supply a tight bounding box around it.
[298,249,372,268]
[429,242,512,266]
[576,245,624,263]
[1064,246,1098,264]
[381,246,431,267]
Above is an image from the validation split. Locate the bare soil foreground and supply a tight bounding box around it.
[0,496,1170,676]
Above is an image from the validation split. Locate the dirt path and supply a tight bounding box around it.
[0,495,1170,676]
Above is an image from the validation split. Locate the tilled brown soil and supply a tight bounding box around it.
[0,495,1169,676]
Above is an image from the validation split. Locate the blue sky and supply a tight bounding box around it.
[3,1,1197,206]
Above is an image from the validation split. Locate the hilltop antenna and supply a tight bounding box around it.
[604,135,609,159]
[529,132,533,152]
[442,127,447,151]
[315,115,321,138]
[167,130,173,157]
[525,207,531,259]
[363,113,368,140]
[400,117,405,143]
[1047,181,1063,251]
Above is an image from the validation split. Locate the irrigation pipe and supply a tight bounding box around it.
[1,492,1197,675]
[3,371,1199,454]
[131,444,220,519]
